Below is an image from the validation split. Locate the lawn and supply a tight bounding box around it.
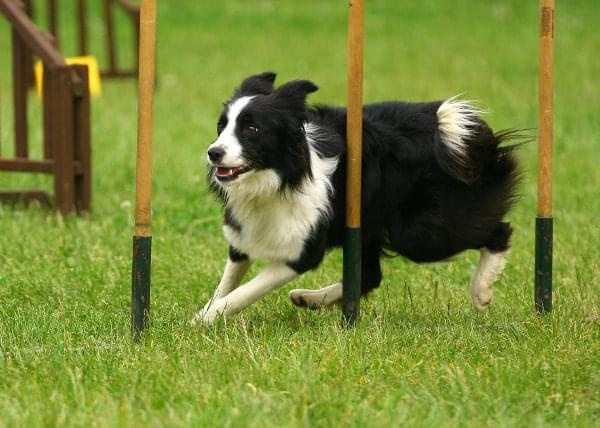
[1,1,599,426]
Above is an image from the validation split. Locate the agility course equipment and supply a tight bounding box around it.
[344,0,556,320]
[0,0,140,215]
[343,0,364,324]
[23,0,140,78]
[128,1,554,335]
[0,0,91,215]
[535,0,555,313]
[102,0,140,78]
[131,0,157,342]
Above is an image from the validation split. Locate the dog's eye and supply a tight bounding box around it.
[217,122,226,135]
[243,125,259,138]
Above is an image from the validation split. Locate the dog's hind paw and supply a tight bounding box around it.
[289,289,315,309]
[289,283,343,309]
[470,286,493,311]
[469,248,508,312]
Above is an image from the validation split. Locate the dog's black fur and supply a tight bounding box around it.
[210,72,521,296]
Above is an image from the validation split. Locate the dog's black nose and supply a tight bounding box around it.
[208,146,225,163]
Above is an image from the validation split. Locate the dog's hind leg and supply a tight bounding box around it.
[289,282,343,309]
[470,222,512,311]
[470,248,509,311]
[360,242,383,295]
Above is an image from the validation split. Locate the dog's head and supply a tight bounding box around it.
[207,72,318,193]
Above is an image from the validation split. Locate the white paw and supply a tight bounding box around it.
[471,286,493,311]
[289,289,319,309]
[190,301,223,326]
[289,283,343,309]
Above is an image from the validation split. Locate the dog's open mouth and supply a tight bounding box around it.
[215,165,252,181]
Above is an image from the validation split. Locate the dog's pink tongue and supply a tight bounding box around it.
[216,166,232,177]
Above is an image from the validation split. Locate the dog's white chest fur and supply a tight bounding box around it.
[221,141,337,262]
[223,184,318,261]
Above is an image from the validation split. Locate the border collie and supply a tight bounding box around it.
[191,72,520,325]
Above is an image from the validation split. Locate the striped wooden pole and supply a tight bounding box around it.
[535,0,554,313]
[132,0,156,342]
[343,0,364,325]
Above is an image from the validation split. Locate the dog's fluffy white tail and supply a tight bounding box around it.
[436,96,482,164]
[434,97,489,183]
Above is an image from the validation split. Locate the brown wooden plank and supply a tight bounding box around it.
[113,0,139,15]
[50,66,76,216]
[101,70,138,78]
[133,9,140,77]
[72,64,92,213]
[48,0,59,49]
[0,189,51,207]
[0,158,53,173]
[23,0,32,15]
[70,70,86,96]
[0,0,65,67]
[103,0,117,74]
[12,27,29,158]
[100,0,140,79]
[20,0,35,89]
[42,61,54,159]
[0,158,83,175]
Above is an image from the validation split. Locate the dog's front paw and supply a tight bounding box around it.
[189,309,217,326]
[190,303,222,326]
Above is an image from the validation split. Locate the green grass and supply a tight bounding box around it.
[1,1,600,426]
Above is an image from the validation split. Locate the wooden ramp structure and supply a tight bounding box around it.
[0,0,91,215]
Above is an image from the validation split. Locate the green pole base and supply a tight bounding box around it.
[535,217,552,313]
[132,235,152,342]
[343,227,361,325]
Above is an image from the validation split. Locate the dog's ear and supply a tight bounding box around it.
[236,72,277,96]
[275,80,319,106]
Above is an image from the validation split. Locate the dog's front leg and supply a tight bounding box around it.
[212,256,252,300]
[193,262,298,325]
[190,255,251,326]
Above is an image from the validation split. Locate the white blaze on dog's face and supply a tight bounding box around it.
[207,96,256,183]
[206,72,279,185]
[206,72,319,191]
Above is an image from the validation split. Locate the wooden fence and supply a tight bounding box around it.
[0,0,91,215]
[27,0,140,78]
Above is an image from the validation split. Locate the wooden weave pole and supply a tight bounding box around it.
[132,0,156,342]
[535,0,554,313]
[343,0,364,325]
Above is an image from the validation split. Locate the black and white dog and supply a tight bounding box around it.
[191,72,520,325]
